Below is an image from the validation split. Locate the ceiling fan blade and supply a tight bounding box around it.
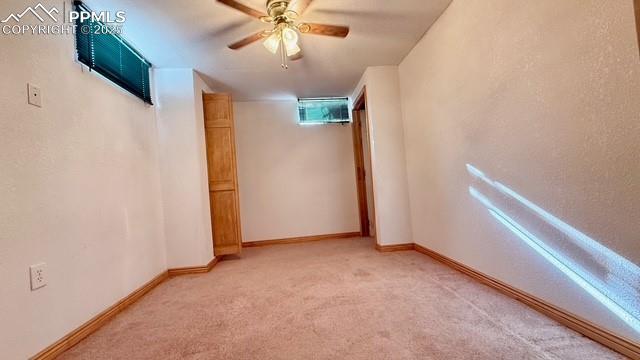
[217,0,268,19]
[288,0,313,16]
[299,23,349,38]
[228,31,266,50]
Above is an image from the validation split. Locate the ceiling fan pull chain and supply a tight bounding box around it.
[280,37,288,70]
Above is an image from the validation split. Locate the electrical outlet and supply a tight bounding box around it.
[30,263,47,290]
[27,83,42,107]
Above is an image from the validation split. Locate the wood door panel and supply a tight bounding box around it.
[210,190,239,250]
[352,109,370,237]
[203,93,242,256]
[204,97,232,127]
[206,127,234,186]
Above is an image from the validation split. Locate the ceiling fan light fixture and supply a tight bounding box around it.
[285,42,301,56]
[221,0,350,68]
[282,26,299,44]
[281,26,300,56]
[263,32,281,54]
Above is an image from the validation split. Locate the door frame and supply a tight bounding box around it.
[351,87,377,239]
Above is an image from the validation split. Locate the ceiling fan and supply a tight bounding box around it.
[217,0,350,69]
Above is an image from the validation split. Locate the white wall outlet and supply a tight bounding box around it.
[30,263,47,290]
[27,83,42,107]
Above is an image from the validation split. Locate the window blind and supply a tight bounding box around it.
[74,1,152,104]
[298,97,350,124]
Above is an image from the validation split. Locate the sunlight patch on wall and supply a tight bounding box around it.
[466,164,640,333]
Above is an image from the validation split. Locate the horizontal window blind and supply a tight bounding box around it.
[74,1,152,104]
[298,98,350,124]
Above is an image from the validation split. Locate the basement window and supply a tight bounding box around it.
[74,1,153,104]
[298,97,350,124]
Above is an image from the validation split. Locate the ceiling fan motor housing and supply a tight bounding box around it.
[266,0,292,19]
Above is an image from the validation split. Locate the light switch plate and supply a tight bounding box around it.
[30,263,47,290]
[28,83,42,107]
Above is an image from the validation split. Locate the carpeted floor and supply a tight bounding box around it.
[59,237,626,359]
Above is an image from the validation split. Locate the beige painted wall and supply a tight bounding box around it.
[399,0,640,340]
[234,101,360,242]
[0,0,167,357]
[154,69,214,268]
[351,67,413,246]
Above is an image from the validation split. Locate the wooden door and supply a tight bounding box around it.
[203,94,242,255]
[352,88,375,238]
[352,108,370,237]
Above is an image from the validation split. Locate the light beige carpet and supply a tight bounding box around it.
[59,238,626,359]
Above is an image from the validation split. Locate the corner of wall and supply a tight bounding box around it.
[192,70,215,261]
[350,66,414,247]
[155,68,214,267]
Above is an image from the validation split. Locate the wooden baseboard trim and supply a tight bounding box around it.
[34,243,639,359]
[34,256,221,359]
[375,243,415,252]
[413,243,640,360]
[32,271,169,360]
[242,232,361,248]
[168,257,220,277]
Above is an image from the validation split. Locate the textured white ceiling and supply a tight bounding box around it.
[91,0,452,100]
